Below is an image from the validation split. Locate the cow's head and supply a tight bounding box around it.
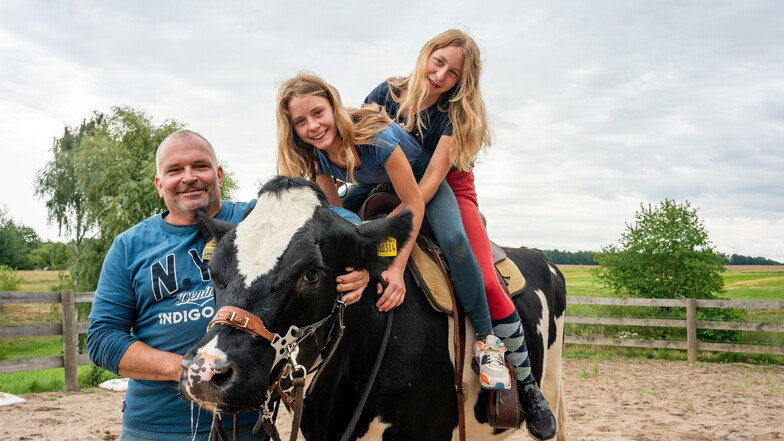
[179,176,412,412]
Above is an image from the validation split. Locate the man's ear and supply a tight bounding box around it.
[154,176,164,198]
[355,209,414,273]
[196,210,234,243]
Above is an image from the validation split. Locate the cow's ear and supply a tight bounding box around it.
[196,210,234,243]
[355,209,414,271]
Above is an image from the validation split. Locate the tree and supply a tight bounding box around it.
[30,241,73,270]
[35,114,103,281]
[541,249,599,265]
[594,199,725,299]
[0,207,40,269]
[725,254,782,265]
[36,106,237,291]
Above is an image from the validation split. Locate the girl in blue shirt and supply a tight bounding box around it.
[276,73,424,313]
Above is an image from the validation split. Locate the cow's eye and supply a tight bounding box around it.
[303,271,319,283]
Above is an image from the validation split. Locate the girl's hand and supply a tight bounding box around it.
[337,267,369,305]
[376,266,406,312]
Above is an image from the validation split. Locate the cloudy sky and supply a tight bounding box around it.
[1,1,782,262]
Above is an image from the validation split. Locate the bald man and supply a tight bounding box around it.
[86,130,370,439]
[86,130,263,440]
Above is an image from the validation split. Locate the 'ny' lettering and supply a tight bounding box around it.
[189,249,211,282]
[150,254,178,301]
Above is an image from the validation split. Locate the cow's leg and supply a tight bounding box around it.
[540,313,569,441]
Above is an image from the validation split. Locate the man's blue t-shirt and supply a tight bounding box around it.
[87,200,256,434]
[316,123,425,183]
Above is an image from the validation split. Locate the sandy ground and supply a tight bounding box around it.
[1,358,782,441]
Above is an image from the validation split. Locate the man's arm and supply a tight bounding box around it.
[118,341,183,381]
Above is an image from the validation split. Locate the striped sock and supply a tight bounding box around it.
[492,311,535,383]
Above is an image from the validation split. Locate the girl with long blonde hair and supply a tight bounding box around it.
[276,73,424,311]
[361,29,557,440]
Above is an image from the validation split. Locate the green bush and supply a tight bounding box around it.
[696,307,746,342]
[79,365,121,388]
[0,264,22,291]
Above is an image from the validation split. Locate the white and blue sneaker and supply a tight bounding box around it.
[473,335,511,390]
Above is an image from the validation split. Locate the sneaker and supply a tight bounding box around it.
[519,380,557,440]
[473,335,511,390]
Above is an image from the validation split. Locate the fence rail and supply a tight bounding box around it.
[2,291,783,390]
[0,290,94,391]
[565,296,784,359]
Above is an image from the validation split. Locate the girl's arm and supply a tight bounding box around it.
[416,134,454,204]
[316,174,344,207]
[379,146,424,311]
[316,174,374,304]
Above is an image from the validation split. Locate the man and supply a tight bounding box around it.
[88,130,367,440]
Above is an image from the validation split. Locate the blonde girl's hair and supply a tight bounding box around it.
[388,29,493,171]
[276,73,390,183]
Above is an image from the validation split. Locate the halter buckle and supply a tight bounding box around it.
[229,311,250,329]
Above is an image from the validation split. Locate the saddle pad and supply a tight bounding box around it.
[409,243,528,315]
[495,257,526,297]
[408,242,453,315]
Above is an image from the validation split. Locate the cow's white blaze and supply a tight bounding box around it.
[196,335,225,358]
[235,187,320,287]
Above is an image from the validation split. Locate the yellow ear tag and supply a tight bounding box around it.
[377,237,398,257]
[203,238,217,261]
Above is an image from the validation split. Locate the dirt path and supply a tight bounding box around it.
[1,358,782,440]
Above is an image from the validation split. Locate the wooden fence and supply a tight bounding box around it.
[566,296,784,361]
[1,291,783,390]
[0,290,93,391]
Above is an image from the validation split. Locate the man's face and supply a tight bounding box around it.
[155,135,223,224]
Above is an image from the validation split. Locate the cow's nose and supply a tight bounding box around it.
[185,353,236,388]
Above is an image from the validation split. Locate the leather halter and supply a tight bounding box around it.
[204,296,393,441]
[205,298,349,441]
[208,306,275,341]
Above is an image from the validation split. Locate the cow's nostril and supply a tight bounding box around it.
[211,368,233,387]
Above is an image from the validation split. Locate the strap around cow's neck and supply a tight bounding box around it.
[209,306,275,341]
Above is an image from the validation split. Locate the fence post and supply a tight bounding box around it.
[686,298,697,362]
[61,289,80,391]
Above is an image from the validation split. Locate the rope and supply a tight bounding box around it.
[339,309,394,441]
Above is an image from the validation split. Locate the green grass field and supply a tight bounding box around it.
[15,270,70,292]
[559,265,784,300]
[1,268,782,394]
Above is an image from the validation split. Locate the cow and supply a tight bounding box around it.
[179,176,569,441]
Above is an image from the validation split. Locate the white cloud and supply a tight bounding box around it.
[0,0,782,263]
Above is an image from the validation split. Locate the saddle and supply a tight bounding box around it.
[359,190,526,315]
[358,190,526,430]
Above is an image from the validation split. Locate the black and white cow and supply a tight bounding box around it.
[180,176,569,441]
